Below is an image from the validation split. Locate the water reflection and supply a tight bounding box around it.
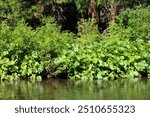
[0,79,150,100]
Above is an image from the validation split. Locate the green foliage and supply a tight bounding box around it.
[0,0,21,25]
[77,18,102,44]
[0,18,74,80]
[115,6,150,41]
[0,1,149,81]
[74,0,89,12]
[0,0,41,26]
[54,7,150,80]
[74,0,149,12]
[54,37,149,80]
[56,0,71,3]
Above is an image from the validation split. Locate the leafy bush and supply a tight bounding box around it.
[54,38,150,80]
[0,4,149,81]
[54,7,150,80]
[115,6,150,41]
[0,0,41,27]
[0,0,21,25]
[77,18,102,44]
[0,18,74,80]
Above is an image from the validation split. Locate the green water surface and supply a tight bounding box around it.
[0,79,150,100]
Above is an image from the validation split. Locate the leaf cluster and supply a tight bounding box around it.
[0,18,74,80]
[54,7,150,80]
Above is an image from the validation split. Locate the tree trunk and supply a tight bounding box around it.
[88,0,99,23]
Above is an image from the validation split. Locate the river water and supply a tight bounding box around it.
[0,79,150,100]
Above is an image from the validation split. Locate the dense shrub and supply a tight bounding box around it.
[54,38,150,80]
[77,18,102,44]
[0,18,74,80]
[54,7,150,80]
[0,0,41,27]
[115,6,150,41]
[0,5,149,81]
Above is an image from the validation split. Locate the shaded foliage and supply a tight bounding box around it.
[0,1,149,80]
[1,0,149,32]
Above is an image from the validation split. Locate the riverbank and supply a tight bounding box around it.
[0,6,150,81]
